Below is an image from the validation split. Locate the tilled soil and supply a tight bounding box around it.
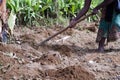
[0,23,120,80]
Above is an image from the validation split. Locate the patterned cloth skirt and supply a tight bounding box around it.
[96,12,120,42]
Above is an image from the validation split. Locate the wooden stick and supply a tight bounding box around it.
[38,13,94,46]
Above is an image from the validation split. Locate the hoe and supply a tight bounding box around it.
[38,13,94,47]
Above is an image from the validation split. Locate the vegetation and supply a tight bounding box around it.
[6,0,103,26]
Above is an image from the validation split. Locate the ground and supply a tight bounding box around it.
[0,21,120,80]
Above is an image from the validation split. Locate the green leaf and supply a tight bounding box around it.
[8,11,16,34]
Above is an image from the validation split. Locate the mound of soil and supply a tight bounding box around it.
[32,53,61,65]
[45,66,95,80]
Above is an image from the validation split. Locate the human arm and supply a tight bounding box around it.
[74,0,91,21]
[69,0,92,28]
[93,0,114,14]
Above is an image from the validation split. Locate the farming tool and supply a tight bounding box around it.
[38,13,94,46]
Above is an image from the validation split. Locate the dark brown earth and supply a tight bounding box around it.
[0,21,120,80]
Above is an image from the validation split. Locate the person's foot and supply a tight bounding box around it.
[97,47,104,53]
[0,23,11,43]
[97,37,106,53]
[1,29,8,43]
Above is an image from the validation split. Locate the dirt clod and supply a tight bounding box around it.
[45,66,95,80]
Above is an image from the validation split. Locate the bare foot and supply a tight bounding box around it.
[97,47,104,53]
[1,29,8,43]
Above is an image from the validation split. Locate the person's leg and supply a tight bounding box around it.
[96,20,107,52]
[110,12,120,42]
[97,37,106,52]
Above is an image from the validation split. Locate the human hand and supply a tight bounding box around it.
[69,19,77,28]
[92,8,99,14]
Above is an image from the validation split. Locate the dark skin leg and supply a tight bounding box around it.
[98,37,106,52]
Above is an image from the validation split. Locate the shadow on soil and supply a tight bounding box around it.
[37,44,98,56]
[37,43,120,56]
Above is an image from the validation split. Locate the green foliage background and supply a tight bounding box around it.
[6,0,103,26]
